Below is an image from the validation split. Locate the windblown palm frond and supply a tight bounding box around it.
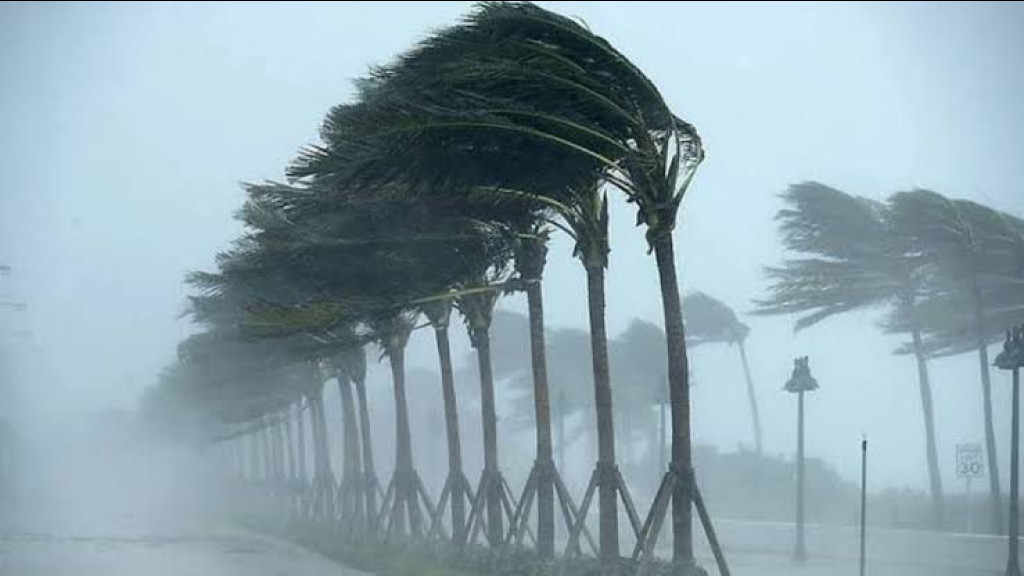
[889,189,1024,291]
[683,291,749,346]
[755,182,914,330]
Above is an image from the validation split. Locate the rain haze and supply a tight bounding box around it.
[2,2,1024,575]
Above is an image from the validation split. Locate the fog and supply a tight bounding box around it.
[2,2,1023,575]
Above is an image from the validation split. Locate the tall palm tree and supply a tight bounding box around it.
[331,354,365,533]
[310,100,628,558]
[335,345,379,533]
[173,300,342,520]
[498,319,597,469]
[278,189,516,542]
[457,273,509,547]
[889,189,1024,532]
[365,310,434,538]
[303,80,592,555]
[684,291,762,454]
[503,223,561,553]
[756,182,946,527]
[419,298,472,543]
[608,319,669,487]
[292,55,621,559]
[303,9,705,564]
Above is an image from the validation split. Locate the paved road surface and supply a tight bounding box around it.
[687,518,1004,575]
[0,434,1008,576]
[0,524,366,576]
[0,440,366,576]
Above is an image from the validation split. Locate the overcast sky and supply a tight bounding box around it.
[2,1,1023,489]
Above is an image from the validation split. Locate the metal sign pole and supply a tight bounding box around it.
[966,476,973,534]
[859,437,867,576]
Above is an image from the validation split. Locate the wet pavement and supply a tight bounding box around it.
[0,526,366,576]
[0,437,366,576]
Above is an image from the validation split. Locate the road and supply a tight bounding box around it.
[0,431,1008,576]
[0,524,366,576]
[686,518,1005,575]
[0,438,367,576]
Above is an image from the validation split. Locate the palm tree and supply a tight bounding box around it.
[291,56,616,558]
[756,182,946,527]
[335,344,380,533]
[684,291,762,454]
[456,273,511,547]
[268,189,517,543]
[497,318,597,471]
[608,319,669,490]
[419,298,472,543]
[331,353,365,533]
[889,189,1024,532]
[301,7,705,563]
[236,178,511,539]
[308,101,629,560]
[508,225,560,557]
[309,92,585,554]
[172,304,341,520]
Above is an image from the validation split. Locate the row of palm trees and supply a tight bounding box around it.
[756,181,1024,532]
[148,2,716,572]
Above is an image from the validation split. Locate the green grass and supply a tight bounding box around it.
[241,516,706,576]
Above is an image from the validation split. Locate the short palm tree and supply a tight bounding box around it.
[684,291,762,454]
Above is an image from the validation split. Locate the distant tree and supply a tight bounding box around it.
[756,182,946,527]
[888,189,1024,532]
[684,291,762,455]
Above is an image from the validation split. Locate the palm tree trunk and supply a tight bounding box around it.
[658,400,666,473]
[557,389,566,472]
[526,276,556,557]
[433,323,467,542]
[973,285,1003,534]
[737,340,763,455]
[296,400,307,485]
[338,376,364,527]
[249,430,259,482]
[387,340,415,535]
[284,407,296,481]
[475,328,504,546]
[585,263,619,561]
[239,436,246,480]
[352,375,378,530]
[652,233,694,566]
[311,392,335,519]
[271,415,284,486]
[318,396,331,509]
[909,322,945,528]
[260,418,272,482]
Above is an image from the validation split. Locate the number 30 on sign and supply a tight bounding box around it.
[956,443,985,479]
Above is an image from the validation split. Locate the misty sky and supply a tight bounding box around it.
[2,1,1024,491]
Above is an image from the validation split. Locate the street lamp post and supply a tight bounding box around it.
[785,356,819,563]
[996,324,1024,576]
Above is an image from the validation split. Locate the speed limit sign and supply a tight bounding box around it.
[956,443,985,479]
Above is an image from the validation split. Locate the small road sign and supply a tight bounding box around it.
[956,443,985,479]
